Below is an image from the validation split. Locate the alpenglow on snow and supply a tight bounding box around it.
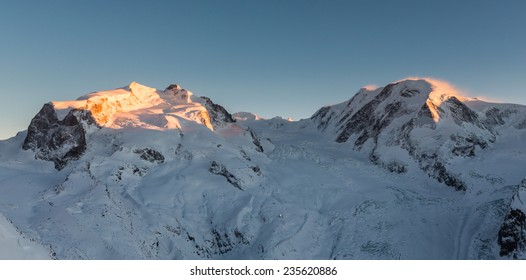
[0,78,525,259]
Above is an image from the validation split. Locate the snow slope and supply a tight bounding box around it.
[0,213,50,259]
[0,79,525,259]
[311,78,526,190]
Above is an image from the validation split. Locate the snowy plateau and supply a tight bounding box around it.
[0,78,525,260]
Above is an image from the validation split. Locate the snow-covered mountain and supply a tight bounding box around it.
[311,79,526,191]
[0,78,525,259]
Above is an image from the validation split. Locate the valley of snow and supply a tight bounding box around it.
[0,79,525,259]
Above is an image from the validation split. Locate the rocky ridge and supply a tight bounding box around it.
[22,82,239,170]
[311,78,526,190]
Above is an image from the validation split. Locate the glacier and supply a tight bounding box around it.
[0,78,525,259]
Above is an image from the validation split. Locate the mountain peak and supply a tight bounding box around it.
[128,81,141,89]
[310,78,516,190]
[127,81,154,94]
[49,82,215,129]
[22,82,238,169]
[393,77,470,103]
[354,78,476,124]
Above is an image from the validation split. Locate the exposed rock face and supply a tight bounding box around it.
[312,106,332,131]
[334,83,399,144]
[164,84,235,130]
[165,84,181,91]
[21,82,240,170]
[310,79,501,190]
[446,97,484,127]
[22,103,97,170]
[165,85,193,103]
[134,148,165,164]
[209,161,243,190]
[246,128,264,153]
[498,179,526,259]
[200,96,236,129]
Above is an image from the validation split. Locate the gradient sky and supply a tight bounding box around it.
[1,0,525,139]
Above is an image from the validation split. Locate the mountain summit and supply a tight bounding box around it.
[22,82,236,169]
[1,78,525,259]
[312,78,525,190]
[50,81,232,130]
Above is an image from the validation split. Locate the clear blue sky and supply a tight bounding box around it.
[1,0,525,139]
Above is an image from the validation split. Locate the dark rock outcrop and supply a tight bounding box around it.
[427,160,466,191]
[200,96,236,129]
[247,128,264,153]
[22,103,97,170]
[335,84,404,144]
[165,84,181,91]
[445,97,485,128]
[450,135,490,158]
[498,179,526,259]
[498,209,526,258]
[134,148,165,164]
[209,161,243,190]
[484,107,507,127]
[311,106,333,131]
